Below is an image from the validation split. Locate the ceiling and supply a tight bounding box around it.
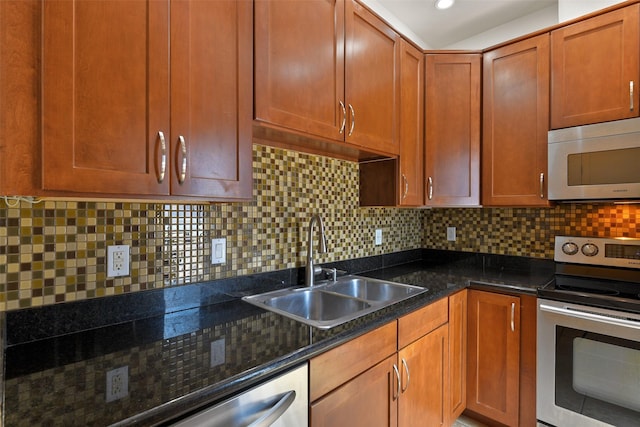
[373,0,557,49]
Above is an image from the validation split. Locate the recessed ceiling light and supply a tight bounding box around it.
[435,0,454,10]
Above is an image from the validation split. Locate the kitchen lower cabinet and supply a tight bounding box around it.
[398,324,449,426]
[311,355,398,427]
[310,298,451,427]
[482,34,551,207]
[551,4,640,129]
[1,0,252,200]
[466,290,521,427]
[448,289,467,424]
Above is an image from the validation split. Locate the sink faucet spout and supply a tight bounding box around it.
[306,215,327,287]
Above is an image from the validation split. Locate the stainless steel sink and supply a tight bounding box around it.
[242,275,427,329]
[323,277,424,303]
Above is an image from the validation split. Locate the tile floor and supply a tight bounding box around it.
[453,415,549,427]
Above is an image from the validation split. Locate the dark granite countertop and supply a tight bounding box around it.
[1,250,554,426]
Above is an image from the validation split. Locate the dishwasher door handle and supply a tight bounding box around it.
[248,390,296,427]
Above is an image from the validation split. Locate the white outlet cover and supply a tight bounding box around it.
[107,245,130,277]
[210,338,226,367]
[447,227,457,242]
[211,238,226,265]
[375,229,383,246]
[106,366,128,402]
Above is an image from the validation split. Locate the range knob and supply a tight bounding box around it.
[561,242,579,255]
[581,243,599,257]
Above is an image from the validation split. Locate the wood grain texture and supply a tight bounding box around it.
[345,0,400,155]
[398,296,448,349]
[398,324,449,427]
[448,290,468,424]
[310,321,397,402]
[482,34,551,207]
[425,54,481,207]
[518,294,537,427]
[311,355,398,427]
[254,0,345,141]
[398,40,424,206]
[169,0,252,200]
[467,290,521,427]
[551,4,640,129]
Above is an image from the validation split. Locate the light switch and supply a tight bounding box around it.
[211,238,226,265]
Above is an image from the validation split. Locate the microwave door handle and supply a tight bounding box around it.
[539,304,640,330]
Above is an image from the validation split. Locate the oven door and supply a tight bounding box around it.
[537,299,640,427]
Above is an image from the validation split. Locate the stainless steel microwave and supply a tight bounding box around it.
[548,117,640,201]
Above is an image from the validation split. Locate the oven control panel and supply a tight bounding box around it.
[555,236,640,269]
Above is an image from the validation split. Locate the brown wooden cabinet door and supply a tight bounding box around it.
[345,0,400,155]
[311,355,398,427]
[170,0,252,200]
[551,4,640,129]
[398,324,448,427]
[254,0,345,141]
[448,289,467,424]
[482,34,550,207]
[467,290,521,427]
[398,40,424,206]
[42,0,170,196]
[425,54,481,207]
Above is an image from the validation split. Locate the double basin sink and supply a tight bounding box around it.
[242,276,427,329]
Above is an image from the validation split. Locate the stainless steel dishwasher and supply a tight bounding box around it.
[171,364,308,427]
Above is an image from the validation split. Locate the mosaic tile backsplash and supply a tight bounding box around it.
[1,143,639,311]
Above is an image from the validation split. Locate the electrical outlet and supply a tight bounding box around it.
[106,366,128,402]
[211,238,226,265]
[447,227,457,242]
[107,245,130,277]
[210,338,226,367]
[375,229,383,246]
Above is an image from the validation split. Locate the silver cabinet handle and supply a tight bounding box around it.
[392,364,401,400]
[348,103,355,136]
[401,358,410,392]
[511,302,515,332]
[247,390,296,427]
[631,81,634,111]
[157,131,167,183]
[402,174,408,200]
[177,135,187,184]
[427,176,433,200]
[339,101,346,134]
[539,172,545,199]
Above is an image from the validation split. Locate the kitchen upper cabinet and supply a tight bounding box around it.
[254,0,344,142]
[254,0,400,158]
[398,40,424,206]
[467,290,521,427]
[345,0,400,155]
[36,0,252,199]
[425,53,481,207]
[482,34,551,207]
[448,289,467,425]
[551,4,640,129]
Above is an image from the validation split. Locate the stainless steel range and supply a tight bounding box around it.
[537,236,640,427]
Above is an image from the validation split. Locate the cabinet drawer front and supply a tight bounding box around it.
[310,321,397,402]
[398,298,448,349]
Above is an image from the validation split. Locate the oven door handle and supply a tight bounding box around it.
[539,303,640,330]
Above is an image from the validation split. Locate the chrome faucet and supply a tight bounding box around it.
[306,214,327,287]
